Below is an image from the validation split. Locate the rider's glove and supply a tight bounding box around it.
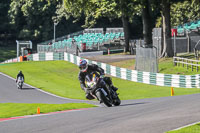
[83,87,88,92]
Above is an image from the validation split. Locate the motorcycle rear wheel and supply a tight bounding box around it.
[96,91,112,107]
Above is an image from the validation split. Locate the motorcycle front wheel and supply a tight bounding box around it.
[113,96,121,106]
[96,90,112,107]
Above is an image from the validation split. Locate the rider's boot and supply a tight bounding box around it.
[85,89,94,100]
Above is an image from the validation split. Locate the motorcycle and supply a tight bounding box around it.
[17,76,24,89]
[85,72,121,107]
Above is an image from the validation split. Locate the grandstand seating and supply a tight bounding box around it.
[37,28,125,53]
[177,20,200,35]
[53,32,124,50]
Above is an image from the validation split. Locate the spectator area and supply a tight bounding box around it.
[176,20,200,35]
[37,28,125,53]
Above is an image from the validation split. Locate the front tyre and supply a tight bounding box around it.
[96,90,112,107]
[113,96,121,106]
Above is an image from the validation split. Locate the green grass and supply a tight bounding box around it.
[0,56,200,118]
[0,61,199,100]
[109,57,200,75]
[0,103,96,118]
[0,61,84,99]
[166,123,200,133]
[0,46,16,62]
[110,59,135,70]
[158,58,200,75]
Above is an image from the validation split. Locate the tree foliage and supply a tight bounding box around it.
[8,0,61,41]
[1,0,200,55]
[155,0,200,27]
[171,0,200,27]
[0,0,13,45]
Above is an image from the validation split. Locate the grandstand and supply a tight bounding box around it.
[177,19,200,36]
[37,28,125,55]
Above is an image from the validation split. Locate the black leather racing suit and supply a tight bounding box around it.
[16,72,25,82]
[78,64,116,100]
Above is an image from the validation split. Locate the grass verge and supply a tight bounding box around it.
[0,60,199,100]
[0,103,96,118]
[166,123,200,133]
[109,57,200,75]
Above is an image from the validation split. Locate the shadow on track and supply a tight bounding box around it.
[119,102,148,107]
[19,88,36,90]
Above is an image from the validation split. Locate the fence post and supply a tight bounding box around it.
[192,61,193,71]
[173,57,176,66]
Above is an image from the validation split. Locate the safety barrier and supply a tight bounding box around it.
[1,52,200,88]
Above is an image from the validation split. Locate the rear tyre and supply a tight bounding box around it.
[96,91,112,107]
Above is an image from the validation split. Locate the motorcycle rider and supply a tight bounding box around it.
[78,59,118,100]
[16,71,25,83]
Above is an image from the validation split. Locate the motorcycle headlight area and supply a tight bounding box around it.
[87,82,96,88]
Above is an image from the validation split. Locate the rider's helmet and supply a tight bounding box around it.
[79,60,88,72]
[19,70,22,74]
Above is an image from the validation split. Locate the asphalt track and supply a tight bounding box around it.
[1,73,200,133]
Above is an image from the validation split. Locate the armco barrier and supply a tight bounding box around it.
[1,52,200,88]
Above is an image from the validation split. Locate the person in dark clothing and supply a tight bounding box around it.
[78,59,118,100]
[16,71,25,83]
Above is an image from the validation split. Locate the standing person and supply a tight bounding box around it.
[78,59,118,100]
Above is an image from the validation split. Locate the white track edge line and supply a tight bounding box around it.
[0,72,100,104]
[170,120,200,131]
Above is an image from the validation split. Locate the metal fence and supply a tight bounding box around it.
[106,27,124,33]
[173,56,200,71]
[37,41,80,55]
[84,28,104,34]
[153,28,200,56]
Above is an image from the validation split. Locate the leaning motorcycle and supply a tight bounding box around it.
[85,72,121,107]
[17,76,23,89]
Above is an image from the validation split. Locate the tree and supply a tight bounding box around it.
[156,0,200,57]
[0,0,13,45]
[171,1,200,26]
[8,0,61,42]
[63,0,138,52]
[141,0,153,46]
[161,0,173,57]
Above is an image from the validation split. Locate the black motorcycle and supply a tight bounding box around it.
[85,72,121,107]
